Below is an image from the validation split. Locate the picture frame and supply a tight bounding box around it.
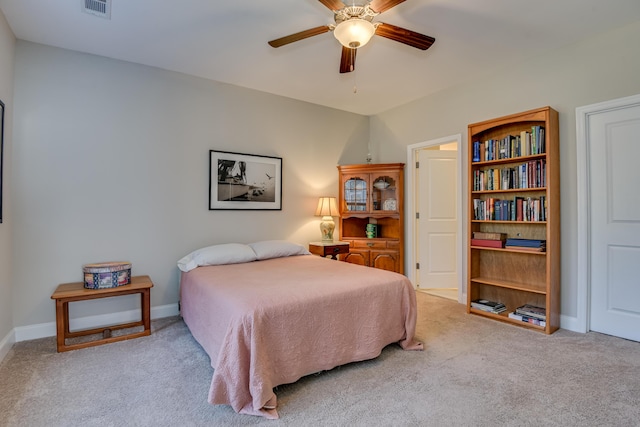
[0,99,4,223]
[209,150,282,210]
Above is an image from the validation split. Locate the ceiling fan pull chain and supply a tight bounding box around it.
[353,49,358,93]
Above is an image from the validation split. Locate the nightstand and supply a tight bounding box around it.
[309,241,350,260]
[50,275,153,352]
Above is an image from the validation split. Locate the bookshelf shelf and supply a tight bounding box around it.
[470,246,548,255]
[473,153,546,167]
[470,277,548,294]
[469,308,546,330]
[467,107,560,334]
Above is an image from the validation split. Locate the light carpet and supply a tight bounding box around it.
[1,292,639,426]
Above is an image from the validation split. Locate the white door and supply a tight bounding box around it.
[416,148,457,289]
[588,102,640,341]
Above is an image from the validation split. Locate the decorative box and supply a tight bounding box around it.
[366,223,378,238]
[83,262,132,289]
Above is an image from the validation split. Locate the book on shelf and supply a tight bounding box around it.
[508,312,546,327]
[472,141,480,162]
[515,304,546,320]
[505,238,546,248]
[502,200,510,221]
[473,232,506,241]
[520,130,530,156]
[471,299,506,313]
[471,239,504,248]
[514,196,524,221]
[504,245,546,252]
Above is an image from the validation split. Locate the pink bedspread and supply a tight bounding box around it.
[180,254,422,418]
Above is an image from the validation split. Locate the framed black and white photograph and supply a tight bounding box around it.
[0,99,4,223]
[209,150,282,210]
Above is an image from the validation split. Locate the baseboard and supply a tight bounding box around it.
[13,303,179,343]
[560,313,584,333]
[0,329,16,364]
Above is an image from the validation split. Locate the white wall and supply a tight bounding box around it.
[11,41,369,328]
[0,9,15,353]
[370,19,640,328]
[10,17,640,337]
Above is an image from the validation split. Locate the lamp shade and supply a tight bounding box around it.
[315,197,340,217]
[333,18,376,49]
[315,197,339,242]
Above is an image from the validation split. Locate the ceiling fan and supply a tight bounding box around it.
[268,0,435,74]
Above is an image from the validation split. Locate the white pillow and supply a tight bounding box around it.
[177,243,257,272]
[248,240,311,261]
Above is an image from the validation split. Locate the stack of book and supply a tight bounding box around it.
[508,304,546,327]
[471,299,507,314]
[472,160,547,192]
[471,232,506,248]
[472,196,547,222]
[471,126,545,163]
[504,238,546,252]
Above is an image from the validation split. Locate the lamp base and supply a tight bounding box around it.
[319,216,335,242]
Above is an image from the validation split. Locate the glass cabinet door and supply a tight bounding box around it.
[343,176,368,212]
[372,173,399,212]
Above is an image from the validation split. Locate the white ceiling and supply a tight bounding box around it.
[2,0,640,115]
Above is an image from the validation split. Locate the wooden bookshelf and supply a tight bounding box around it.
[467,107,560,333]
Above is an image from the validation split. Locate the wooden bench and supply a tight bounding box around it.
[50,275,153,352]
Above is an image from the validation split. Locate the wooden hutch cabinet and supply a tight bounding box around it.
[337,163,404,274]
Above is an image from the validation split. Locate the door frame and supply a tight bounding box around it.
[576,92,640,333]
[406,134,464,303]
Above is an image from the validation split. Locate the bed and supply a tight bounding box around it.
[178,240,422,419]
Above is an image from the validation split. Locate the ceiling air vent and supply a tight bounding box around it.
[82,0,111,19]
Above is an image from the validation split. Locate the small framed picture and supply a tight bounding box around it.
[209,150,282,210]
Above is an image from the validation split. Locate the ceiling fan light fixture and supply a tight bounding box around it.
[333,18,375,49]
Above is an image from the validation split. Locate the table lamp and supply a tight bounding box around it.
[315,197,339,242]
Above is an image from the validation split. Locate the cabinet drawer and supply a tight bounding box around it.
[352,240,388,249]
[386,240,400,249]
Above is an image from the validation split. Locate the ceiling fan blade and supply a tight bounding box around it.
[340,46,356,73]
[368,0,406,14]
[375,23,435,50]
[268,26,331,48]
[318,0,345,12]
